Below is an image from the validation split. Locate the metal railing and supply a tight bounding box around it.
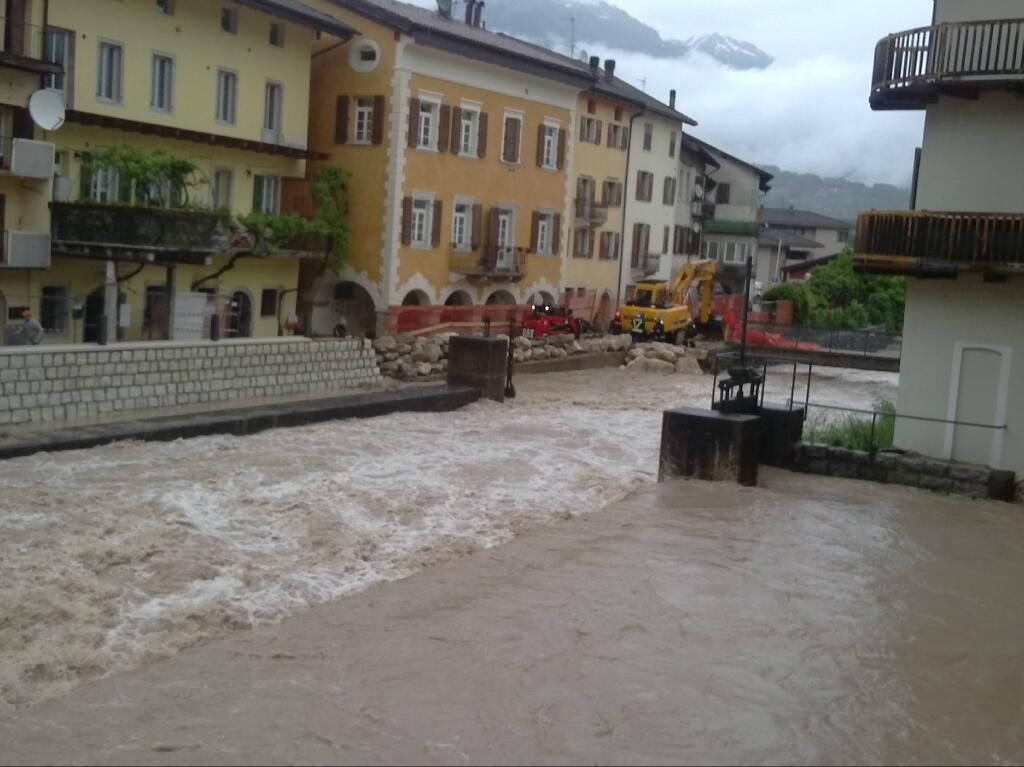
[872,18,1024,109]
[0,18,47,61]
[856,210,1024,270]
[691,201,715,219]
[449,244,525,278]
[631,252,661,277]
[574,197,608,228]
[51,202,231,255]
[731,320,903,359]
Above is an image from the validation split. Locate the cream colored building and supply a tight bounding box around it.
[857,0,1024,478]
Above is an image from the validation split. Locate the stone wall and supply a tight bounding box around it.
[793,442,1017,501]
[0,338,381,427]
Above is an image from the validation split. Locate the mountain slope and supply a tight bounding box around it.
[761,166,910,223]
[475,0,773,70]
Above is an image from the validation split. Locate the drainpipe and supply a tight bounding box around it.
[615,110,643,309]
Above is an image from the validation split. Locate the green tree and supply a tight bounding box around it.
[805,251,906,332]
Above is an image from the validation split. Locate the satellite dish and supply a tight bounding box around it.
[29,89,66,132]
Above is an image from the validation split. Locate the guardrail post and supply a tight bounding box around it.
[869,412,878,456]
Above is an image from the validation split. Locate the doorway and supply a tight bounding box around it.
[83,290,104,343]
[229,290,253,338]
[946,344,1010,467]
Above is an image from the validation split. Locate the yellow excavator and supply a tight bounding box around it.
[611,260,718,343]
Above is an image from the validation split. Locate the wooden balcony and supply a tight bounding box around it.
[872,18,1024,110]
[449,245,525,281]
[855,211,1024,275]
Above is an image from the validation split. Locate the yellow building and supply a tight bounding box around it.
[0,0,355,345]
[297,0,597,336]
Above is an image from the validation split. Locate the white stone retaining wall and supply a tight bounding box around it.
[0,338,382,427]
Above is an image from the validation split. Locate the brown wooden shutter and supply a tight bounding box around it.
[607,125,615,148]
[450,107,462,153]
[663,225,670,254]
[471,204,483,249]
[643,225,651,255]
[438,104,451,153]
[635,173,643,201]
[432,200,443,248]
[512,118,521,162]
[552,213,561,253]
[556,129,566,169]
[587,229,595,259]
[572,229,581,259]
[477,112,488,158]
[407,97,420,148]
[485,207,500,268]
[335,96,349,144]
[579,116,586,141]
[502,117,514,162]
[372,95,385,145]
[401,196,413,246]
[530,211,540,251]
[631,223,641,266]
[536,123,546,167]
[599,232,607,260]
[595,120,602,146]
[621,127,629,150]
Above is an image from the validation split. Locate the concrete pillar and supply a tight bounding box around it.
[659,407,762,487]
[447,335,509,402]
[103,260,118,345]
[164,265,177,340]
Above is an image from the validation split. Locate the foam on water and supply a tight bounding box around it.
[0,367,897,708]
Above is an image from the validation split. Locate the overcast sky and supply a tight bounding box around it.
[406,0,935,186]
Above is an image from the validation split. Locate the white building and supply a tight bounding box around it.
[858,0,1024,479]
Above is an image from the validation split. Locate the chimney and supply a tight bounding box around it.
[669,89,676,109]
[473,0,485,27]
[604,59,615,81]
[589,55,600,75]
[464,0,476,25]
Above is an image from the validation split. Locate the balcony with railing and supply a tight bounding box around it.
[0,19,59,74]
[631,253,661,278]
[575,198,608,229]
[871,18,1024,110]
[50,202,233,264]
[855,210,1024,274]
[691,201,715,219]
[449,244,525,280]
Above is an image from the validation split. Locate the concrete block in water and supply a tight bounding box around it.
[759,403,805,468]
[659,407,762,487]
[447,336,508,403]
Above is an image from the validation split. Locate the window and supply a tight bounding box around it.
[838,230,849,242]
[97,41,123,103]
[573,227,592,259]
[221,7,238,34]
[216,70,238,124]
[354,97,374,144]
[269,22,285,47]
[412,197,432,247]
[264,82,283,135]
[211,169,233,209]
[600,231,620,260]
[643,122,653,151]
[579,116,600,144]
[40,286,68,335]
[703,240,720,260]
[536,212,553,255]
[151,54,174,112]
[636,171,654,202]
[541,124,558,170]
[453,201,472,250]
[502,113,522,163]
[497,208,514,250]
[587,99,597,114]
[253,174,281,214]
[260,289,279,318]
[459,108,479,156]
[663,225,671,254]
[90,168,121,203]
[669,133,676,158]
[44,29,71,93]
[603,179,623,207]
[716,183,731,205]
[418,100,438,150]
[360,47,377,63]
[614,107,623,121]
[156,0,174,14]
[663,177,677,206]
[350,40,381,72]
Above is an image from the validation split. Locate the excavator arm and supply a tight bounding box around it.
[669,259,717,324]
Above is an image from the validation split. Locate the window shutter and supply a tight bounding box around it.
[599,232,607,260]
[620,127,629,150]
[407,97,420,148]
[502,117,514,162]
[595,120,602,146]
[552,213,561,253]
[372,95,385,145]
[556,129,566,170]
[663,226,670,254]
[335,96,349,144]
[643,224,651,255]
[477,112,488,158]
[471,203,483,249]
[617,182,624,207]
[536,123,546,167]
[530,211,540,251]
[579,116,586,141]
[431,200,443,248]
[607,125,615,148]
[485,207,500,268]
[438,104,451,153]
[631,223,641,266]
[253,175,265,212]
[587,229,595,259]
[449,107,462,153]
[635,173,643,201]
[512,119,521,162]
[401,196,412,246]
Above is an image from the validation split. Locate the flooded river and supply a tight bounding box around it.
[0,366,896,710]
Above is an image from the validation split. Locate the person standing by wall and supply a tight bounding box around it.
[19,310,44,346]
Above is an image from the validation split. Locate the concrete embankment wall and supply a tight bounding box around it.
[0,338,381,427]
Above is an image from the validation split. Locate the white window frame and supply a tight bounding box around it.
[90,168,120,203]
[452,198,472,251]
[417,95,441,152]
[253,174,281,214]
[43,28,71,95]
[501,110,524,165]
[411,194,434,249]
[643,122,653,151]
[497,207,515,250]
[264,81,283,134]
[541,122,559,171]
[97,40,124,104]
[354,97,374,144]
[211,168,233,210]
[459,102,480,158]
[574,227,591,258]
[150,52,174,113]
[536,212,553,256]
[216,69,238,125]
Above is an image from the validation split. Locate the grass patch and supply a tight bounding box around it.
[805,400,896,452]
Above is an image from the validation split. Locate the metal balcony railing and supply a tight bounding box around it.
[574,198,608,228]
[0,18,48,62]
[855,210,1024,273]
[871,18,1024,109]
[449,245,525,279]
[631,252,661,277]
[51,202,232,260]
[691,201,715,219]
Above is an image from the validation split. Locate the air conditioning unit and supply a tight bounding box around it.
[10,139,56,180]
[2,232,51,269]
